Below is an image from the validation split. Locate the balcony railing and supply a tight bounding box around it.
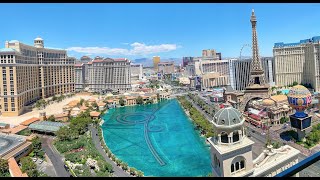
[275,151,320,177]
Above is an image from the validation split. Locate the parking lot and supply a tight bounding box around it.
[20,157,57,177]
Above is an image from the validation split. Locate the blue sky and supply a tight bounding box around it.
[1,3,320,60]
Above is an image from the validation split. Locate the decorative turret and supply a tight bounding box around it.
[34,36,44,48]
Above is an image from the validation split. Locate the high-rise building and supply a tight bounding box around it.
[75,63,85,91]
[87,58,131,93]
[80,55,92,63]
[182,57,194,67]
[0,37,75,116]
[273,36,320,92]
[153,56,160,71]
[202,49,222,60]
[158,61,175,74]
[130,63,143,80]
[229,57,275,91]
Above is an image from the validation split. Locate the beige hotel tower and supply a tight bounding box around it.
[0,37,75,116]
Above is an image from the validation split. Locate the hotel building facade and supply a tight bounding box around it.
[273,36,320,92]
[87,58,131,93]
[0,37,75,116]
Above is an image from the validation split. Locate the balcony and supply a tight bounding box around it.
[275,151,320,177]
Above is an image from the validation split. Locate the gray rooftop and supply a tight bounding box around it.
[29,121,65,133]
[0,48,17,52]
[0,133,26,156]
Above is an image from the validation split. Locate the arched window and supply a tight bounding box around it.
[231,164,235,173]
[236,162,240,171]
[233,130,240,143]
[221,131,228,143]
[240,160,245,169]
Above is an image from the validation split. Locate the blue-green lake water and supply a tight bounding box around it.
[101,99,212,177]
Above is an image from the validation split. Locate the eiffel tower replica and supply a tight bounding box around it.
[239,9,271,112]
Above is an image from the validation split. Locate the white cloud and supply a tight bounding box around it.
[66,42,180,56]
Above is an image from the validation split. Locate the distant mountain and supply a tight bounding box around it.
[132,58,153,67]
[132,57,182,67]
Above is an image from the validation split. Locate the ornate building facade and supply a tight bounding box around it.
[273,36,320,92]
[0,37,75,116]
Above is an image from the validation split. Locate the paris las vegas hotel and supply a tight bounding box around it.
[0,38,75,116]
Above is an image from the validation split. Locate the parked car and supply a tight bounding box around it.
[32,157,37,162]
[38,159,43,164]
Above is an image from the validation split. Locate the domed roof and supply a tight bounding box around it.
[212,107,244,128]
[287,85,311,98]
[34,37,43,41]
[287,85,312,110]
[262,99,275,106]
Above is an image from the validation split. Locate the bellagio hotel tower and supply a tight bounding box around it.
[0,37,75,116]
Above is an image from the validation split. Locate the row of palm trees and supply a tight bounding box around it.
[187,93,216,117]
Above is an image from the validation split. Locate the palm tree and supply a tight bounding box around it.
[121,162,128,171]
[129,167,137,176]
[136,170,144,177]
[115,159,122,166]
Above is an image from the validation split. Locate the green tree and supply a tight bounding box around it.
[136,170,144,177]
[97,160,113,173]
[292,81,298,86]
[156,93,160,101]
[47,115,55,122]
[129,167,137,176]
[0,159,9,176]
[121,162,128,171]
[85,101,89,107]
[32,136,44,158]
[80,98,84,106]
[92,102,98,109]
[21,157,38,177]
[119,97,125,106]
[56,126,71,141]
[280,117,289,124]
[52,95,57,101]
[136,96,144,105]
[146,99,153,104]
[35,100,41,109]
[115,159,122,166]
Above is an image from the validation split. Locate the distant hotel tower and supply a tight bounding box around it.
[273,36,320,91]
[0,37,75,116]
[153,56,160,71]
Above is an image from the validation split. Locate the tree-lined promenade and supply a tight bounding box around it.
[177,96,214,138]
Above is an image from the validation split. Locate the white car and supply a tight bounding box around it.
[32,158,37,162]
[38,159,44,164]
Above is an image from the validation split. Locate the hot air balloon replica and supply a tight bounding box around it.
[287,85,313,141]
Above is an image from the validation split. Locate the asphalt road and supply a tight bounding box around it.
[40,136,71,177]
[89,125,131,177]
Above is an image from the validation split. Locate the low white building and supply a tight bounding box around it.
[208,107,300,177]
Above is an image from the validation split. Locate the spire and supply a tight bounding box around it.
[250,9,262,72]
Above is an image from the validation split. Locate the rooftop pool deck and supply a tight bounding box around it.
[101,99,211,177]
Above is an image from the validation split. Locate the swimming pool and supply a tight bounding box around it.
[281,89,290,94]
[101,99,212,177]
